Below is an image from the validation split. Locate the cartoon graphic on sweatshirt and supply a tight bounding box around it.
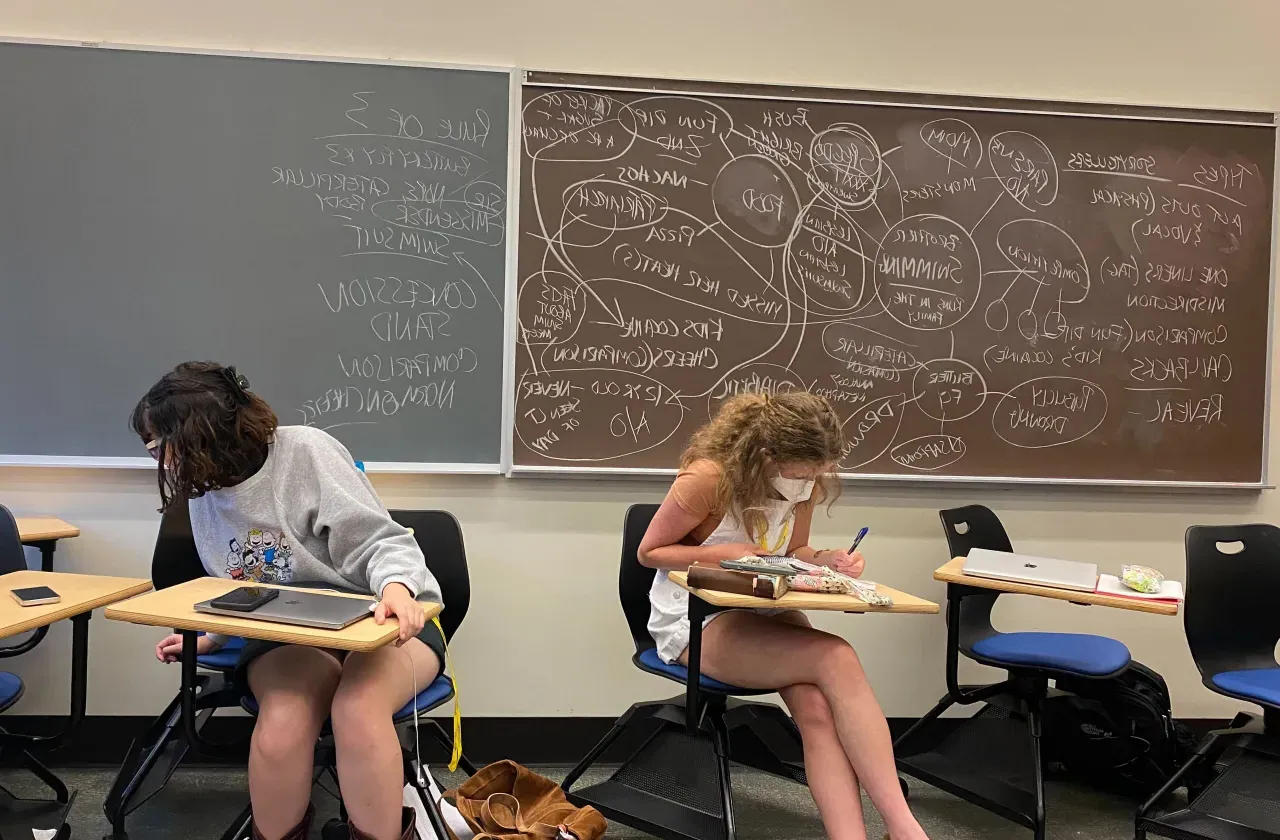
[226,539,245,580]
[226,528,294,583]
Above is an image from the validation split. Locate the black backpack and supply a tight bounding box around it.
[1042,661,1197,797]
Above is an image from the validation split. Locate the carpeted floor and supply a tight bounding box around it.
[1,764,1149,839]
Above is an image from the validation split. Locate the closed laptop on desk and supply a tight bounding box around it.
[195,589,376,630]
[962,548,1098,593]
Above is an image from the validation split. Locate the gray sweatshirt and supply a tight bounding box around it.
[188,426,442,645]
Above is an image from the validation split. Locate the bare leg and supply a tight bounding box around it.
[246,646,343,839]
[331,638,441,840]
[688,612,925,840]
[773,612,867,840]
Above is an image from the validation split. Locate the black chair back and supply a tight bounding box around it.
[619,504,661,654]
[939,504,1013,557]
[391,510,470,643]
[938,505,1012,657]
[151,503,207,590]
[1184,524,1280,680]
[0,506,27,576]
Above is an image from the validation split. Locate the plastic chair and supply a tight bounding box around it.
[0,504,77,838]
[102,502,249,840]
[220,509,475,840]
[560,504,808,840]
[1136,524,1280,840]
[894,505,1133,840]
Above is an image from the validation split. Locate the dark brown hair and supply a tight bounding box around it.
[682,391,845,540]
[130,362,278,510]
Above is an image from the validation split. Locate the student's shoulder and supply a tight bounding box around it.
[677,458,723,484]
[275,425,355,463]
[671,459,723,515]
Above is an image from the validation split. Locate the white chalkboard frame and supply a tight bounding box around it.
[505,72,1280,490]
[0,38,519,475]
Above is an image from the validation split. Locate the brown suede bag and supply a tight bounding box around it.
[444,761,607,840]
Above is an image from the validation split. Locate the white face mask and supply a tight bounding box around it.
[771,475,815,503]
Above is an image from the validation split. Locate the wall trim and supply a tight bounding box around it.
[0,715,1234,768]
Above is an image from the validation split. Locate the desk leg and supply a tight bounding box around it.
[37,612,90,750]
[21,539,57,572]
[68,613,89,734]
[180,630,202,750]
[685,595,709,735]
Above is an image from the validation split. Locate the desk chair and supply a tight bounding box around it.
[103,502,249,840]
[220,509,475,840]
[561,503,808,840]
[894,504,1133,840]
[0,504,76,829]
[1136,524,1280,840]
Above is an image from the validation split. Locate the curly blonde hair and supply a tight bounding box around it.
[682,391,844,540]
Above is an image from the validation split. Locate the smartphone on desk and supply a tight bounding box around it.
[10,586,61,607]
[209,586,279,612]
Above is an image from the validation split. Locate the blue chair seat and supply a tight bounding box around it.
[971,632,1131,677]
[241,675,454,723]
[635,648,769,694]
[1212,668,1280,710]
[197,636,246,671]
[0,671,23,713]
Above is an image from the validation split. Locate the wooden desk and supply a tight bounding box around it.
[934,557,1180,616]
[669,570,940,614]
[0,571,150,835]
[0,571,151,639]
[105,577,441,653]
[15,518,80,573]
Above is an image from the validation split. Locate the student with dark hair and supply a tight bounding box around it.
[132,361,440,840]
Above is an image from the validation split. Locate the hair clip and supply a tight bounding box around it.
[220,365,252,406]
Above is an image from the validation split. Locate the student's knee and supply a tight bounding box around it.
[812,634,864,682]
[784,683,835,732]
[330,683,389,746]
[253,695,325,762]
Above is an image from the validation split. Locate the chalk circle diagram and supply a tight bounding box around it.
[919,118,984,172]
[788,201,873,313]
[712,154,802,248]
[873,215,982,330]
[992,376,1108,449]
[986,218,1091,340]
[513,368,688,462]
[517,269,587,349]
[522,91,638,163]
[987,131,1059,211]
[807,123,886,209]
[911,356,988,422]
[890,434,968,472]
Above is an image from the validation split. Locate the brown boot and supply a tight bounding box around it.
[251,805,314,840]
[349,806,417,840]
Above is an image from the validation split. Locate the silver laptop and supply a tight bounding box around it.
[195,589,377,630]
[962,548,1098,593]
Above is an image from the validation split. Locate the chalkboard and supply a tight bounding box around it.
[0,42,512,469]
[513,74,1277,485]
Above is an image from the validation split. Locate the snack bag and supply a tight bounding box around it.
[789,567,893,606]
[1121,564,1165,594]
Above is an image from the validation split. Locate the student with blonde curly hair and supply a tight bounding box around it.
[639,391,928,840]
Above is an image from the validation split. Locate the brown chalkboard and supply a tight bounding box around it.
[513,74,1277,485]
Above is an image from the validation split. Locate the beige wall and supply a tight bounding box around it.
[1,0,1278,720]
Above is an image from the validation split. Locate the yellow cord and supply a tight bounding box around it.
[431,615,463,772]
[755,518,792,555]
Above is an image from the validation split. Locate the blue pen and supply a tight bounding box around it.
[848,527,869,554]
